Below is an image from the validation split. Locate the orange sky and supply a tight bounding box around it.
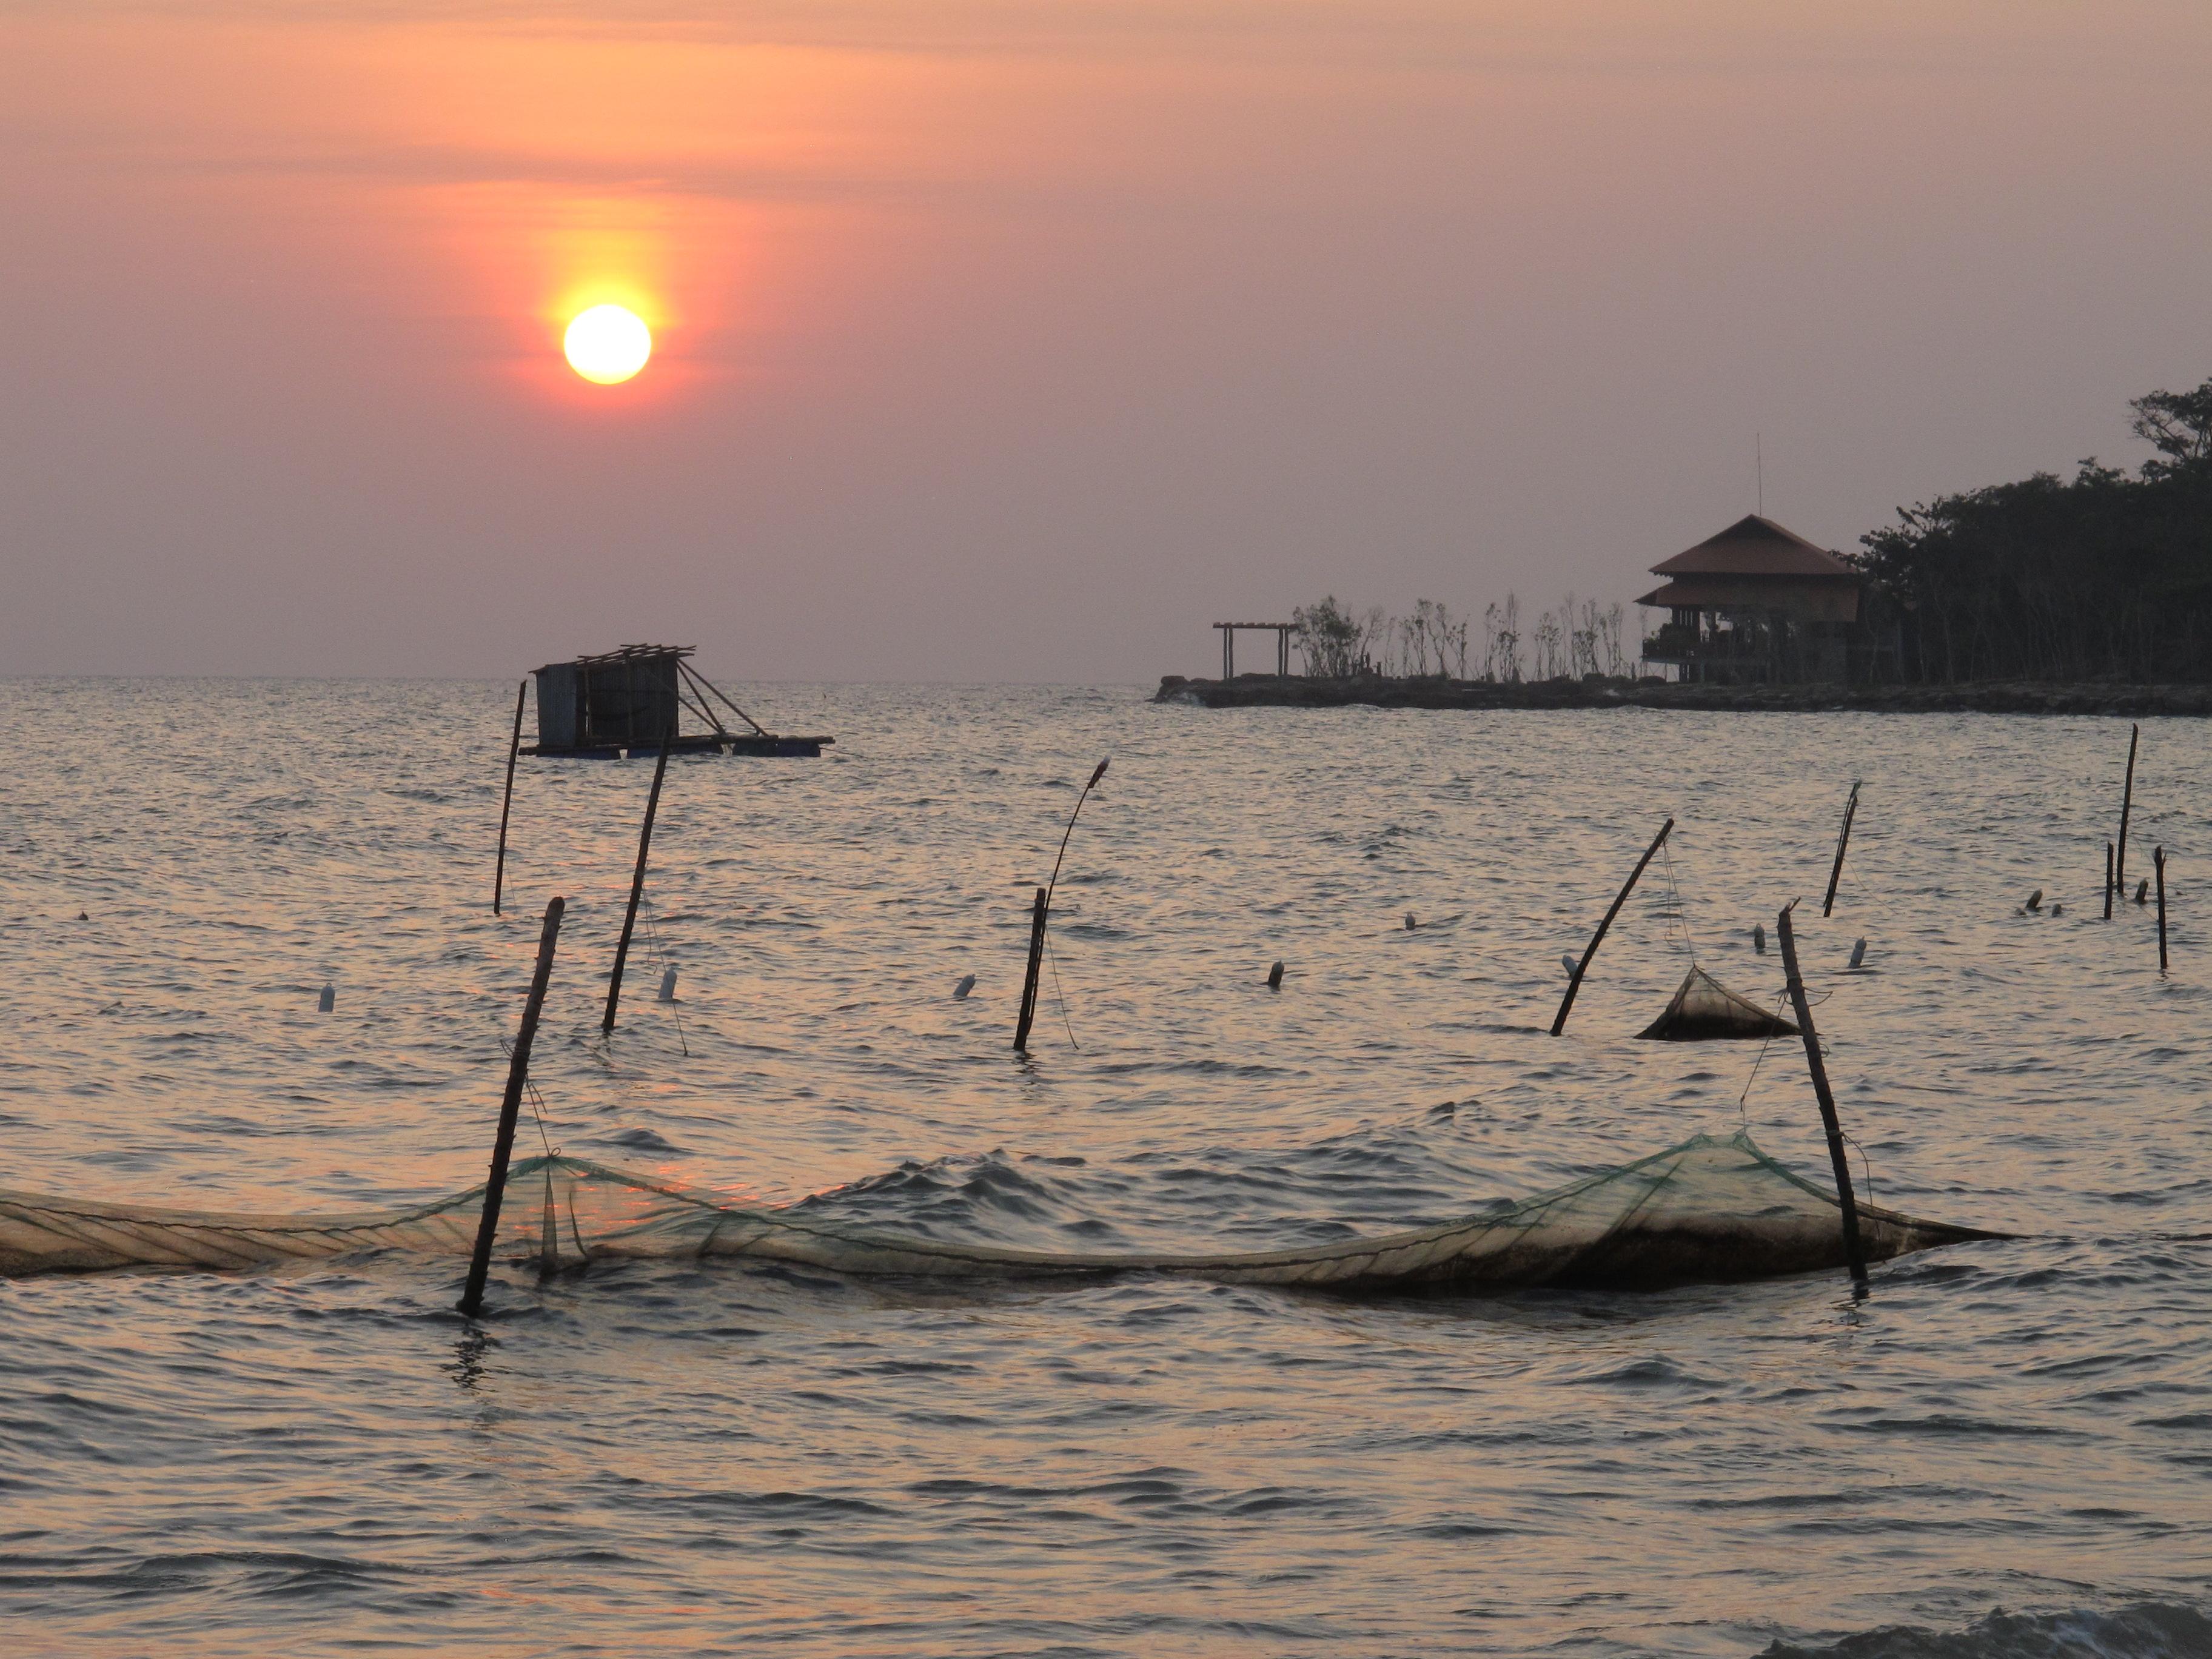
[5,1,2211,677]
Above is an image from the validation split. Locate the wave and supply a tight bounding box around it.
[1758,1601,2212,1659]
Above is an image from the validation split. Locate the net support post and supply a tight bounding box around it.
[493,679,527,915]
[603,734,672,1034]
[1822,781,1859,917]
[2156,846,2169,973]
[1551,817,1672,1037]
[2105,841,2116,921]
[1775,902,1868,1288]
[2117,722,2139,893]
[1013,887,1047,1052]
[1012,759,1107,1054]
[460,895,565,1318]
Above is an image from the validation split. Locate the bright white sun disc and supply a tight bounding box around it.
[563,304,652,384]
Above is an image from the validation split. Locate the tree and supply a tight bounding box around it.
[1291,596,1362,677]
[2131,378,2212,476]
[1491,595,1523,682]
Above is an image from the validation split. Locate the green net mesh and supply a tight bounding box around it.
[0,1131,2002,1291]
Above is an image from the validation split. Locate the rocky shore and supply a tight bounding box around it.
[1153,674,2212,717]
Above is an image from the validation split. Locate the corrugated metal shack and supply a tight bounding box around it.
[523,645,831,758]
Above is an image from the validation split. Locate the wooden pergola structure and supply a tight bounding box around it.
[1213,621,1295,679]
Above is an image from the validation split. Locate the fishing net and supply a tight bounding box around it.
[0,1131,2000,1291]
[1636,965,1800,1042]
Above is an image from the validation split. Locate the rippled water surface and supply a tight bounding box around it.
[2,679,2208,1657]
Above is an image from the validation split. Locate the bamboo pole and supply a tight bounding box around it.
[492,679,526,916]
[1550,817,1673,1037]
[2156,846,2168,973]
[1047,760,1110,908]
[460,896,565,1318]
[603,735,672,1034]
[1011,760,1109,1054]
[2105,841,2116,921]
[1822,781,1860,917]
[2116,723,2139,892]
[1013,887,1047,1051]
[1776,903,1868,1287]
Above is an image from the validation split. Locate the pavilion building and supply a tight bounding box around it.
[1637,515,1880,683]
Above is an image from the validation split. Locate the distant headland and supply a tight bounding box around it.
[1153,674,2212,717]
[1175,374,2212,705]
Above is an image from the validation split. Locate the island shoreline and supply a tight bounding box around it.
[1153,674,2212,717]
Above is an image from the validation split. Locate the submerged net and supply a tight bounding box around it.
[1636,966,1800,1042]
[0,1132,2002,1292]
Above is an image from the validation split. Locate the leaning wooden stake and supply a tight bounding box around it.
[603,736,672,1034]
[1776,903,1868,1287]
[460,896,565,1318]
[492,680,528,916]
[1013,887,1048,1052]
[2116,722,2139,893]
[1550,816,1673,1037]
[2156,846,2169,973]
[1822,781,1860,917]
[2105,841,2116,921]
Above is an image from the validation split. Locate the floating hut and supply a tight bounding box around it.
[524,645,831,759]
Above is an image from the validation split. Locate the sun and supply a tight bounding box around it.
[563,304,652,384]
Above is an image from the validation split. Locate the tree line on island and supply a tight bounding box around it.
[1281,375,2212,686]
[1854,378,2212,683]
[1290,594,1629,683]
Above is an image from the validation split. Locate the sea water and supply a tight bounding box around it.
[0,678,2206,1657]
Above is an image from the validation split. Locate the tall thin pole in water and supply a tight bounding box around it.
[2116,723,2139,893]
[1551,817,1672,1037]
[1014,760,1109,1053]
[1013,886,1048,1053]
[1776,903,1868,1288]
[493,679,527,915]
[460,895,564,1318]
[1822,780,1860,918]
[2105,841,2116,921]
[603,735,672,1034]
[2156,846,2169,973]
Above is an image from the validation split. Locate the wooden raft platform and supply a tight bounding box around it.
[522,732,831,760]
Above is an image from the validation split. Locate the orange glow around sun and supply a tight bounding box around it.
[539,221,677,395]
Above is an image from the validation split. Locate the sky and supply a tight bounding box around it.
[4,0,2210,682]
